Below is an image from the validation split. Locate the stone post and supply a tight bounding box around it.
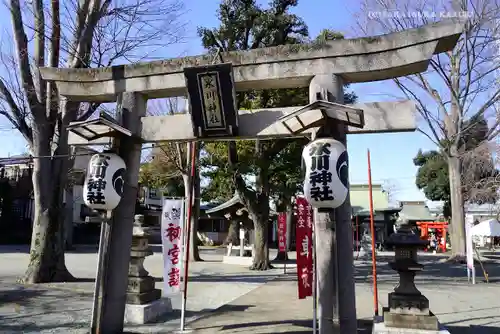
[124,214,172,324]
[100,92,148,332]
[309,74,357,334]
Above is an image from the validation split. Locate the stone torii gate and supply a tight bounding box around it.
[40,19,462,334]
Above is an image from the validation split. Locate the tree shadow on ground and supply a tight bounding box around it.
[354,257,500,286]
[0,286,46,307]
[65,245,99,254]
[72,277,95,283]
[0,321,90,332]
[446,325,500,334]
[271,258,297,267]
[0,245,30,254]
[149,244,163,253]
[434,306,500,318]
[14,277,97,284]
[153,273,285,284]
[0,286,90,330]
[193,318,373,333]
[125,304,254,330]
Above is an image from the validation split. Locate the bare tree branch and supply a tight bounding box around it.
[32,0,46,102]
[0,79,32,144]
[354,0,500,258]
[9,0,43,119]
[45,0,61,132]
[0,0,187,283]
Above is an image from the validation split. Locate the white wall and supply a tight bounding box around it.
[68,150,92,224]
[73,185,85,223]
[73,152,92,170]
[143,187,164,207]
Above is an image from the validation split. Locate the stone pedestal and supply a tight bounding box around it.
[124,215,171,324]
[372,316,450,334]
[374,223,446,333]
[125,298,172,325]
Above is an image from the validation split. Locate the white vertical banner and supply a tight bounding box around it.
[465,215,475,284]
[161,199,185,295]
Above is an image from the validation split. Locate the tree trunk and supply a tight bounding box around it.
[21,108,75,283]
[447,154,466,262]
[250,216,271,270]
[224,219,239,245]
[64,187,74,250]
[231,139,273,270]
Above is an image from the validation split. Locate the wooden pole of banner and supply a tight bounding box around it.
[367,149,379,317]
[90,210,112,333]
[180,141,197,332]
[473,245,489,283]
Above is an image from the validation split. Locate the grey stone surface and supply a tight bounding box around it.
[383,309,439,330]
[372,320,450,334]
[68,100,417,146]
[39,21,463,102]
[125,298,172,324]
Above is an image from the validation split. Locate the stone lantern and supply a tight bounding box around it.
[380,223,441,331]
[124,214,171,324]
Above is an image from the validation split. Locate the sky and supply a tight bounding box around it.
[0,0,441,203]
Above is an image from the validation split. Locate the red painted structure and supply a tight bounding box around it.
[416,221,449,252]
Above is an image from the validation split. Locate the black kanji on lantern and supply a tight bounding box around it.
[309,142,331,170]
[308,142,334,202]
[88,155,110,179]
[86,155,110,205]
[87,179,107,192]
[86,188,106,205]
[309,170,332,187]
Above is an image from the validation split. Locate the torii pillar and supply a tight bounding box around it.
[309,74,357,332]
[39,19,463,334]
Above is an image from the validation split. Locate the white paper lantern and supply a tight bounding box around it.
[302,138,348,209]
[83,153,126,211]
